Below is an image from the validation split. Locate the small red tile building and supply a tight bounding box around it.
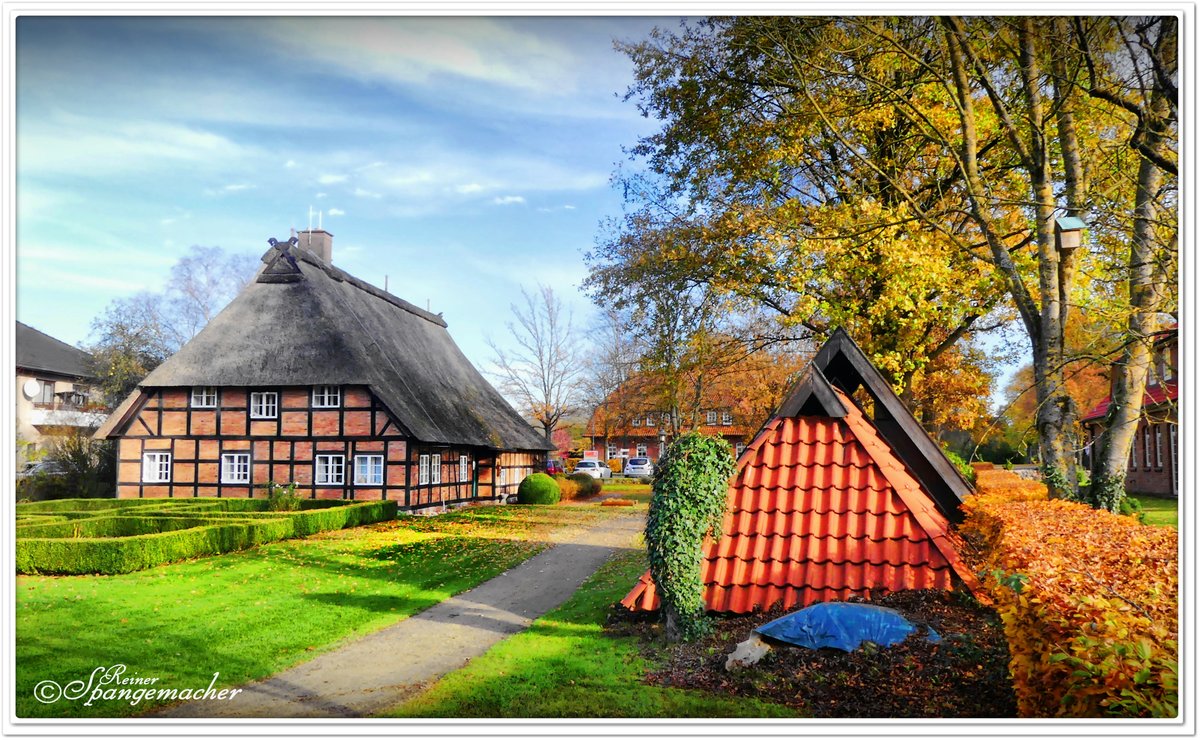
[95,232,553,509]
[622,329,979,614]
[1081,328,1179,497]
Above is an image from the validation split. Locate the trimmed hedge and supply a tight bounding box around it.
[961,470,1178,718]
[517,473,561,505]
[15,500,398,575]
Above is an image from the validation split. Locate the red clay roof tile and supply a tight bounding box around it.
[621,388,980,614]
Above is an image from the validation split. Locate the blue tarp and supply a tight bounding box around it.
[755,602,940,652]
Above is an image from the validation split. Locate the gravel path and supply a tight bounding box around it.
[151,507,645,719]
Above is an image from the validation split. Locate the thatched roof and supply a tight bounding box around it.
[97,238,552,452]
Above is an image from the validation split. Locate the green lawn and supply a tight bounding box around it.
[15,504,623,719]
[1131,495,1178,528]
[599,482,652,503]
[386,549,796,719]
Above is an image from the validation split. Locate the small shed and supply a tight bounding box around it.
[622,329,979,614]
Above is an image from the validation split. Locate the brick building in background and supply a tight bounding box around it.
[95,231,553,509]
[1081,327,1179,497]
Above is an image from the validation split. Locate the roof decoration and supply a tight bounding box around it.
[96,238,552,452]
[622,334,981,615]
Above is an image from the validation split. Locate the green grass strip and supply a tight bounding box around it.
[386,549,797,718]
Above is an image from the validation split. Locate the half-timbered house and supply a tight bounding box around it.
[95,231,554,510]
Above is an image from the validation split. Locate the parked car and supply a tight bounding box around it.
[623,457,654,478]
[17,460,67,480]
[572,459,612,479]
[546,458,565,475]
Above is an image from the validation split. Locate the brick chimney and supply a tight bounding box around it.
[298,229,333,263]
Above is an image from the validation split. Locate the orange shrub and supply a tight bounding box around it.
[554,475,581,501]
[961,470,1178,718]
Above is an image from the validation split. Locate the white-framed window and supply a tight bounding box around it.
[33,380,55,405]
[1143,425,1153,468]
[645,414,656,427]
[250,391,278,419]
[315,454,345,485]
[632,417,642,427]
[312,385,341,408]
[354,454,384,485]
[735,443,746,457]
[142,452,172,483]
[636,444,648,456]
[1129,434,1137,470]
[459,455,469,481]
[220,453,251,483]
[1170,424,1178,488]
[431,454,442,484]
[419,454,431,485]
[1154,424,1163,468]
[706,410,718,425]
[191,387,218,408]
[606,444,617,459]
[721,411,733,426]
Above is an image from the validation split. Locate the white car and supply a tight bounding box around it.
[572,460,612,479]
[623,457,654,478]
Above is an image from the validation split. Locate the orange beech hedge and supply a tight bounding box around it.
[961,469,1178,718]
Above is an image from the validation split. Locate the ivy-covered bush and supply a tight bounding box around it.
[645,432,737,642]
[961,469,1177,718]
[516,473,561,505]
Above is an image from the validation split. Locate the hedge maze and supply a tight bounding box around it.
[15,498,398,575]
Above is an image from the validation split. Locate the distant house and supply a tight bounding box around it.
[1081,327,1179,498]
[622,329,978,614]
[95,231,554,508]
[15,321,108,465]
[585,375,753,462]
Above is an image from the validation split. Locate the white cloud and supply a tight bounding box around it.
[285,159,298,168]
[327,208,345,216]
[536,203,578,213]
[315,192,328,199]
[492,195,526,206]
[223,183,254,192]
[318,174,347,185]
[353,187,382,199]
[455,183,484,194]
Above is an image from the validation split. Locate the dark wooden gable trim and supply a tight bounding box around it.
[792,328,972,522]
[775,365,849,419]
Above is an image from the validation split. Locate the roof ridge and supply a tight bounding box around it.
[288,247,448,327]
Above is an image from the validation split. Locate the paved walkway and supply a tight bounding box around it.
[153,507,645,718]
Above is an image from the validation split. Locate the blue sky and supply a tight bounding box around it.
[15,15,672,371]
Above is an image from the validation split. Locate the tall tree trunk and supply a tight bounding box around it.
[1088,84,1172,511]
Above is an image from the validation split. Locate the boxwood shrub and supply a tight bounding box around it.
[15,500,397,575]
[517,473,561,505]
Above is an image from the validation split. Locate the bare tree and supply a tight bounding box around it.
[164,245,259,345]
[488,285,583,443]
[580,306,643,444]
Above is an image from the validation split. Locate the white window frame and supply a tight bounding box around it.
[312,385,341,408]
[220,453,251,484]
[142,452,172,483]
[632,417,642,427]
[250,391,278,419]
[459,455,469,481]
[33,380,55,405]
[735,443,746,457]
[419,454,431,485]
[353,454,384,485]
[315,454,345,485]
[706,410,718,425]
[431,454,442,484]
[721,411,733,426]
[636,443,648,456]
[1154,424,1163,468]
[1130,434,1137,470]
[191,386,218,408]
[606,444,617,459]
[1143,426,1153,468]
[645,414,656,427]
[1170,424,1178,489]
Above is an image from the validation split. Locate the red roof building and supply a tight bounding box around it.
[622,329,980,614]
[1080,328,1178,497]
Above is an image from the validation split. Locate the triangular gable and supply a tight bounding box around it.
[783,328,972,521]
[622,378,982,614]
